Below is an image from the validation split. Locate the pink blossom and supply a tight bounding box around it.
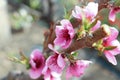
[84,2,98,20]
[104,40,120,65]
[103,27,120,65]
[46,44,65,73]
[29,49,45,79]
[72,6,83,19]
[42,53,65,80]
[103,27,119,45]
[46,53,65,73]
[42,44,65,80]
[72,2,98,20]
[54,19,75,49]
[42,65,61,80]
[109,7,120,22]
[66,60,92,80]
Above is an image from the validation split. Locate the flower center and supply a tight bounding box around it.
[62,29,71,41]
[33,58,42,68]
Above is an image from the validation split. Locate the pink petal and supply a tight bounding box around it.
[107,40,120,55]
[54,37,66,47]
[62,40,71,49]
[44,74,51,80]
[30,49,43,59]
[74,60,92,77]
[57,54,65,69]
[91,20,101,31]
[105,51,117,65]
[55,26,64,36]
[72,6,82,19]
[67,28,75,39]
[42,65,49,75]
[106,27,119,42]
[66,60,92,80]
[109,9,116,22]
[60,19,71,27]
[109,7,120,22]
[46,54,61,73]
[54,19,74,49]
[29,58,36,69]
[30,49,44,70]
[84,2,98,19]
[29,68,42,79]
[52,77,61,80]
[48,44,58,54]
[66,66,72,80]
[79,60,92,66]
[51,71,61,78]
[29,49,45,79]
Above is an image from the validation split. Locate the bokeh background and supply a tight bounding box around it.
[0,0,120,80]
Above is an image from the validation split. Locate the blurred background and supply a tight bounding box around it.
[0,0,120,80]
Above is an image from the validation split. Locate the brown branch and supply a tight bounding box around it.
[43,23,55,53]
[95,0,110,11]
[61,25,110,53]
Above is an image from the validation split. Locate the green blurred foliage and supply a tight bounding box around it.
[29,0,41,9]
[11,9,33,30]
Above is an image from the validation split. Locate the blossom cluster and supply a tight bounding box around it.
[12,2,120,80]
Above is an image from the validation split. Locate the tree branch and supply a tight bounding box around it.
[61,25,110,53]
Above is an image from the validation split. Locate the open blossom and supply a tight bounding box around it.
[66,60,92,80]
[29,49,45,79]
[45,53,65,73]
[72,2,99,31]
[72,2,98,20]
[54,19,75,49]
[109,7,120,22]
[42,44,65,80]
[42,63,61,80]
[103,27,120,65]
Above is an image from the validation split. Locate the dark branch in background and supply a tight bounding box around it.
[95,0,110,10]
[40,0,54,26]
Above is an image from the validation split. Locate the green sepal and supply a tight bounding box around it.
[82,17,89,30]
[105,46,117,50]
[87,18,98,30]
[71,52,78,57]
[98,51,103,56]
[26,63,31,69]
[64,7,71,19]
[77,26,86,40]
[8,56,21,63]
[92,40,103,48]
[8,51,30,69]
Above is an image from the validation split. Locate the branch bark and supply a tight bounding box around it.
[62,25,110,53]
